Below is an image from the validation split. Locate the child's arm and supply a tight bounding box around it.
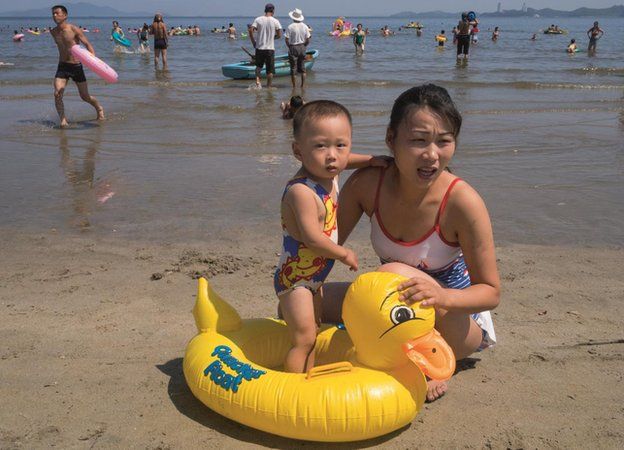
[346,152,391,170]
[398,184,500,314]
[285,185,358,270]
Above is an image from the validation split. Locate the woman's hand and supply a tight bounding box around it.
[397,274,451,309]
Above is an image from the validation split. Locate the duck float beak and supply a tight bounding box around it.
[402,329,456,381]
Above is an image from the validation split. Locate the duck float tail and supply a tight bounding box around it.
[193,277,241,333]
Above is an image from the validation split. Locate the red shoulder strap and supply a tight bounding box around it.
[435,178,462,226]
[372,167,387,213]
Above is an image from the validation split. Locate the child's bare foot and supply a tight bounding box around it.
[96,107,105,120]
[426,379,448,402]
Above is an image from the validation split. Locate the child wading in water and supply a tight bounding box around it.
[274,100,386,373]
[50,4,105,128]
[336,84,500,401]
[280,95,304,119]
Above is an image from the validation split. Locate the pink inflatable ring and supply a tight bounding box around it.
[70,45,118,83]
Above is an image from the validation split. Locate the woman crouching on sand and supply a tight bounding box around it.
[320,84,500,402]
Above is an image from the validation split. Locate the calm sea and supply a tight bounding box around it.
[1,16,622,247]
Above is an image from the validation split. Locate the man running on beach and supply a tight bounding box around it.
[50,4,104,128]
[249,3,282,88]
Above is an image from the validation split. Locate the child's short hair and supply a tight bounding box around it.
[52,5,68,14]
[293,100,352,138]
[290,95,304,109]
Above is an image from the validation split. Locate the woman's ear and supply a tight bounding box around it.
[385,127,394,150]
[292,141,302,161]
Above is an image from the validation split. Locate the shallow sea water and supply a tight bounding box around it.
[0,16,623,246]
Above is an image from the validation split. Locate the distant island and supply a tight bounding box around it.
[391,5,624,18]
[2,2,623,18]
[0,2,151,18]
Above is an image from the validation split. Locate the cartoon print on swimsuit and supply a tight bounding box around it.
[276,181,337,291]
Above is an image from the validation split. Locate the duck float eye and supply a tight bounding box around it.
[390,305,415,325]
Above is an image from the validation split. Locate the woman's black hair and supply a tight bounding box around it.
[388,84,462,139]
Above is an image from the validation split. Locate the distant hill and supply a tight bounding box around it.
[390,11,456,19]
[482,5,624,18]
[389,5,623,19]
[0,2,151,18]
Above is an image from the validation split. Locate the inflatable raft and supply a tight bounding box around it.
[112,32,132,47]
[221,49,318,80]
[183,273,455,442]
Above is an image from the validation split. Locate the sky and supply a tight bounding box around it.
[2,1,621,16]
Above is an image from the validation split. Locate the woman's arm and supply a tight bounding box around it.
[337,167,378,245]
[398,183,500,314]
[447,185,500,312]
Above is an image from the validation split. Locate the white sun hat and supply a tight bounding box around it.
[288,8,304,22]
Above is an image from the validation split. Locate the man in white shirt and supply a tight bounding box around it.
[284,8,311,89]
[249,3,282,88]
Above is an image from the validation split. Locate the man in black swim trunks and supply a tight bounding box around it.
[150,13,168,69]
[456,12,477,63]
[50,5,104,128]
[249,3,282,88]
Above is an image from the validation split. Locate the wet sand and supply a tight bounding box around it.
[1,230,622,448]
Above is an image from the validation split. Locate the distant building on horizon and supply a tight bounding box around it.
[497,2,502,13]
[522,2,527,13]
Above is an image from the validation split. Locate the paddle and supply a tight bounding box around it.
[241,46,256,64]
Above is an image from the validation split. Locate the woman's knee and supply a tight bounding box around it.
[377,262,433,281]
[54,88,64,100]
[435,312,481,359]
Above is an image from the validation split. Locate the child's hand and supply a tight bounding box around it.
[338,248,358,271]
[397,275,450,309]
[369,155,393,167]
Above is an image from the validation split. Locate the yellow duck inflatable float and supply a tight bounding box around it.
[183,272,456,442]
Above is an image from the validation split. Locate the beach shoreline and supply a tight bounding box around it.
[1,229,622,448]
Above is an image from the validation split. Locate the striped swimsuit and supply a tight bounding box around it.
[370,170,496,350]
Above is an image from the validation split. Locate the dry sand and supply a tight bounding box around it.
[1,229,623,449]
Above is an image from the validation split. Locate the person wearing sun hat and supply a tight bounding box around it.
[284,8,311,89]
[249,3,283,88]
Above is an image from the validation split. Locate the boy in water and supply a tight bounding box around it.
[280,95,304,119]
[227,23,237,39]
[50,5,104,128]
[435,30,447,47]
[567,39,577,54]
[274,100,386,373]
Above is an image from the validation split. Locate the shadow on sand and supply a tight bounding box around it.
[157,357,410,448]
